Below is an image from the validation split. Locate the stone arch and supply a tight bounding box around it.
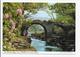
[21,21,48,41]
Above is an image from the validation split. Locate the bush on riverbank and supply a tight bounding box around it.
[3,3,36,51]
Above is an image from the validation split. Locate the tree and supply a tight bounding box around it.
[53,3,75,20]
[3,3,36,51]
[49,3,75,24]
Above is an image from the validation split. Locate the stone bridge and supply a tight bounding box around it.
[21,20,75,51]
[21,20,74,39]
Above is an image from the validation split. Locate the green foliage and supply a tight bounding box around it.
[49,3,75,24]
[3,3,35,51]
[53,3,75,16]
[24,3,48,13]
[53,15,75,24]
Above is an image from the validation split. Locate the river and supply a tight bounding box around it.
[31,37,62,51]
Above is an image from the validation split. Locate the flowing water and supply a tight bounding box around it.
[31,37,62,51]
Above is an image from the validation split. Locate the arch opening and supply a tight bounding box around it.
[27,24,47,41]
